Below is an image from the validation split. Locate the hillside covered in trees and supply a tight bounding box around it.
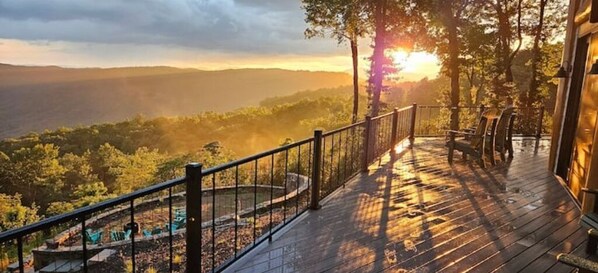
[0,64,352,139]
[0,88,374,231]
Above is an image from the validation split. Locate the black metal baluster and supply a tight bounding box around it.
[417,108,422,135]
[211,173,216,272]
[130,199,135,273]
[386,116,390,149]
[269,153,274,241]
[168,187,173,273]
[296,144,301,216]
[17,237,24,273]
[343,129,348,182]
[81,218,88,273]
[337,131,342,185]
[399,111,405,141]
[253,159,258,244]
[234,165,239,257]
[330,135,335,188]
[383,117,386,152]
[283,150,288,223]
[389,116,393,148]
[321,138,326,195]
[349,127,359,175]
[382,118,386,152]
[307,141,312,209]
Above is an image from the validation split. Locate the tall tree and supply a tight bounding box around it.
[419,0,473,129]
[524,0,566,108]
[366,0,424,116]
[303,0,370,123]
[483,0,525,105]
[461,23,494,106]
[0,193,39,231]
[368,0,388,117]
[525,0,548,108]
[10,144,65,209]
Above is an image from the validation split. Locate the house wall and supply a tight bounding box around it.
[551,0,598,213]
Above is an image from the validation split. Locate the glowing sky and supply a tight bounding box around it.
[0,0,440,82]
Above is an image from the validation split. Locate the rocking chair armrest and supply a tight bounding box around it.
[446,130,481,138]
[557,253,598,272]
[582,188,598,195]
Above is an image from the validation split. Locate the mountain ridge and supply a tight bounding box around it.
[0,64,352,139]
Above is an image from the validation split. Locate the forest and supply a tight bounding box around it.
[0,90,373,232]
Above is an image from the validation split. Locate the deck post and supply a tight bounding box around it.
[409,103,417,146]
[310,130,323,210]
[186,163,203,273]
[536,106,545,139]
[361,116,372,172]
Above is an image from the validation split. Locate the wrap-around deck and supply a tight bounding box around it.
[231,138,590,273]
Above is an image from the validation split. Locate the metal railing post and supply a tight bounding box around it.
[536,106,545,139]
[409,103,417,145]
[361,116,372,172]
[310,130,323,210]
[186,163,202,273]
[391,108,399,147]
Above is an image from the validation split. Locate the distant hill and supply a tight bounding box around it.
[0,64,351,139]
[260,85,356,107]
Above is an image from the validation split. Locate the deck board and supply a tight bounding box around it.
[231,138,586,273]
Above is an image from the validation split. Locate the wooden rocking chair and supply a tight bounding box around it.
[491,108,515,162]
[447,112,496,168]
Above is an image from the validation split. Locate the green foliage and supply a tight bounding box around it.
[46,202,75,217]
[0,193,39,231]
[0,96,358,223]
[8,144,66,209]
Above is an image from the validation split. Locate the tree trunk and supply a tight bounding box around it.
[505,0,523,84]
[351,39,359,123]
[527,0,547,108]
[448,18,460,130]
[369,0,386,117]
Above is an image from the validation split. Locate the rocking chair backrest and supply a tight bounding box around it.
[495,108,515,150]
[471,114,491,149]
[508,113,516,141]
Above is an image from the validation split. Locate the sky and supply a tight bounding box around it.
[0,0,440,81]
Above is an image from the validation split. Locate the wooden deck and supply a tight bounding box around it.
[231,138,590,273]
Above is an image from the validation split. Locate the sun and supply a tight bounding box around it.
[391,50,410,70]
[390,49,440,76]
[390,49,415,72]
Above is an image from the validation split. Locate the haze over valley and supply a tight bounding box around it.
[0,64,351,139]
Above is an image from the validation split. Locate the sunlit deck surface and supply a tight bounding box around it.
[232,138,590,273]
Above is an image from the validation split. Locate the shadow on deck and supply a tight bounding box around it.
[231,138,587,273]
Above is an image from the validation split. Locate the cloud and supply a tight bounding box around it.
[0,0,342,55]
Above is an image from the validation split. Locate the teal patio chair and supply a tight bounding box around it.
[110,229,132,241]
[85,228,103,244]
[142,230,152,237]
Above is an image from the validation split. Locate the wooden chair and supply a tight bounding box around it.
[492,108,515,162]
[556,253,598,273]
[446,112,496,168]
[506,113,516,158]
[84,228,103,245]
